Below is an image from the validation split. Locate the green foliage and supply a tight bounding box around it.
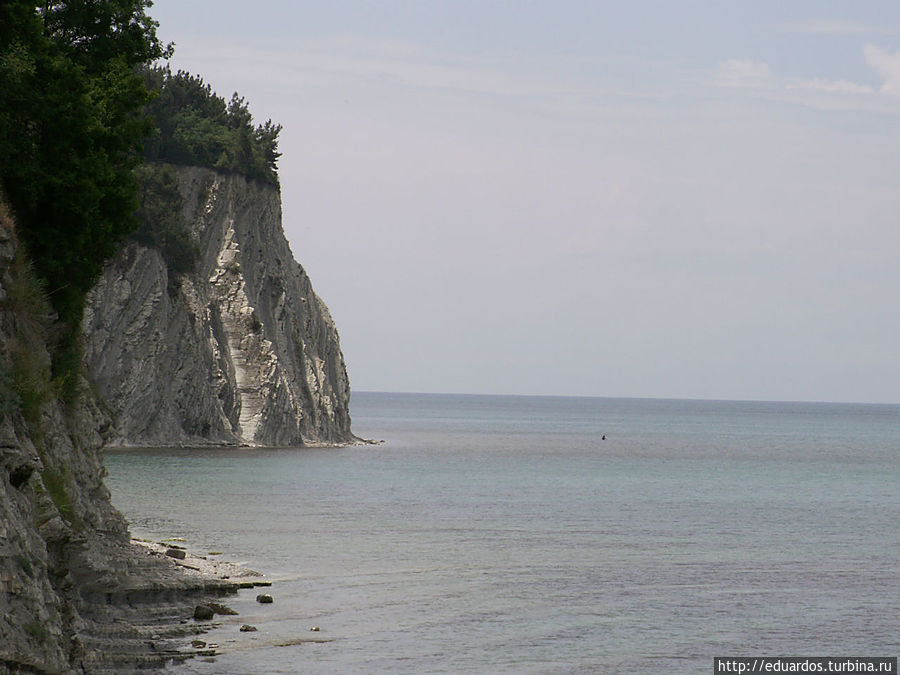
[0,364,19,417]
[40,466,83,529]
[0,3,280,410]
[0,0,168,390]
[11,346,51,429]
[142,67,282,185]
[50,327,83,405]
[15,554,36,579]
[132,163,200,279]
[3,238,49,321]
[2,247,53,427]
[23,620,49,644]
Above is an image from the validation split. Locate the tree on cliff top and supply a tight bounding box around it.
[141,66,282,185]
[0,0,168,395]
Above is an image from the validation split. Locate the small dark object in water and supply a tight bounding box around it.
[256,593,274,604]
[240,624,258,632]
[601,435,606,441]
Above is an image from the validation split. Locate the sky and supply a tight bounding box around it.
[147,1,900,403]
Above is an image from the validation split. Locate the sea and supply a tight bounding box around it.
[102,393,900,674]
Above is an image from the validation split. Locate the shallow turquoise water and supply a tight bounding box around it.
[103,394,900,673]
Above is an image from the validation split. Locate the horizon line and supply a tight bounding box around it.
[351,390,900,407]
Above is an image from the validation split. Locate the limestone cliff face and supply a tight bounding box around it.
[83,166,355,447]
[0,219,236,673]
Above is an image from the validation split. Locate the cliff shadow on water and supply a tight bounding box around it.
[83,165,358,448]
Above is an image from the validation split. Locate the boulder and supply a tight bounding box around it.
[193,605,214,621]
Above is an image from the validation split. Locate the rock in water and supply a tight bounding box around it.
[83,166,356,447]
[256,594,274,604]
[208,602,238,615]
[193,605,215,621]
[240,624,258,632]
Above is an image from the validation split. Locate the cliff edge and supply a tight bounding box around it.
[83,166,355,447]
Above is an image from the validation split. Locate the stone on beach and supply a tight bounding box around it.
[165,548,186,560]
[208,602,238,616]
[193,605,215,621]
[133,540,267,584]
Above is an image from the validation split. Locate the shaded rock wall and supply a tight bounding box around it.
[0,218,235,673]
[83,166,355,447]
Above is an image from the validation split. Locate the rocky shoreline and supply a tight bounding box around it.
[86,537,276,669]
[122,539,335,668]
[129,537,267,586]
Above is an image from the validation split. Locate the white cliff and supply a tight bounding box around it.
[83,166,355,447]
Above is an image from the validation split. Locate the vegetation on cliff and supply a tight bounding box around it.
[132,69,283,286]
[0,197,53,431]
[0,6,299,668]
[0,0,168,397]
[142,67,282,186]
[0,1,280,399]
[132,163,200,281]
[132,65,287,286]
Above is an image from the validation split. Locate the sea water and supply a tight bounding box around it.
[103,393,899,673]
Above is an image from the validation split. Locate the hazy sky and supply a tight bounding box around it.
[148,1,900,403]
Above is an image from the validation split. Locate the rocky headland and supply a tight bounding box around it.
[83,166,356,447]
